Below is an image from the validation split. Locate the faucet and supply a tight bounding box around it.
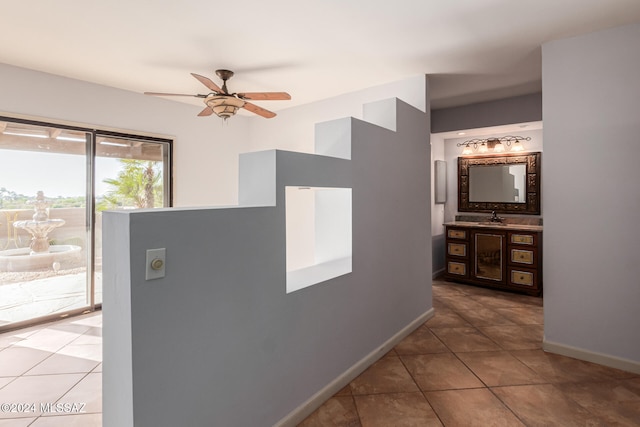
[489,210,503,223]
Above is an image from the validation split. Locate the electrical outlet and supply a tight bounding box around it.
[146,248,166,280]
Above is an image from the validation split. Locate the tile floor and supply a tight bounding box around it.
[299,280,640,426]
[0,311,102,426]
[0,280,638,426]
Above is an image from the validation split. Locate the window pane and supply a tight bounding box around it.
[0,122,89,327]
[93,135,169,304]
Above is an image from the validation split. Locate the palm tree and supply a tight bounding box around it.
[98,160,162,210]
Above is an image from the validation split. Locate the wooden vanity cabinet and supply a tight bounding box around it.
[444,224,542,296]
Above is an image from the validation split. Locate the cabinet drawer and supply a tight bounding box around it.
[510,233,536,246]
[509,268,538,288]
[447,261,467,276]
[511,248,535,265]
[447,229,467,240]
[447,242,467,257]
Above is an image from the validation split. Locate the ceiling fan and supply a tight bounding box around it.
[144,69,291,119]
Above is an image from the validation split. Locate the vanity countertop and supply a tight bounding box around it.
[444,221,543,232]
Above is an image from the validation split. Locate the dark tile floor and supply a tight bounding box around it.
[299,279,640,426]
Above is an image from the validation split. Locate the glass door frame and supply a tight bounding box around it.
[0,115,172,332]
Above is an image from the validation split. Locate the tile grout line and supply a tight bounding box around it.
[440,281,618,426]
[394,348,448,426]
[432,285,543,426]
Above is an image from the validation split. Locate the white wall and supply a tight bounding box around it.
[251,75,430,277]
[430,134,446,275]
[285,186,352,272]
[247,75,428,153]
[0,62,251,207]
[314,188,352,264]
[542,22,640,371]
[285,187,316,270]
[431,134,446,236]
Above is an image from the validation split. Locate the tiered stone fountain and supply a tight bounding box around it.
[0,192,81,272]
[14,191,65,254]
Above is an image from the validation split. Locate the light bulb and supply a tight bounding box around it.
[494,141,505,152]
[478,143,488,154]
[512,140,524,152]
[462,145,473,155]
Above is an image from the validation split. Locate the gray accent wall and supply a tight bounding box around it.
[542,22,640,369]
[431,233,446,277]
[431,92,542,133]
[103,98,432,426]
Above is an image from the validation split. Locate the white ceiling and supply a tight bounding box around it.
[2,1,640,112]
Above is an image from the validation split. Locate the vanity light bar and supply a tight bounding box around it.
[457,136,531,155]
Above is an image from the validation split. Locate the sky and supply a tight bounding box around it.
[0,150,122,198]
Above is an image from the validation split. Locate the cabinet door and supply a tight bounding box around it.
[473,232,505,282]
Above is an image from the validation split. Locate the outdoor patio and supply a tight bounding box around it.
[0,268,100,327]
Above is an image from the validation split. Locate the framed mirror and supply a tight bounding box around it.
[458,152,541,214]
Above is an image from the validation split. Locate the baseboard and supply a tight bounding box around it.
[274,308,435,427]
[543,339,640,375]
[432,268,445,279]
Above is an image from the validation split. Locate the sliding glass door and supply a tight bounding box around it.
[93,134,170,304]
[0,118,171,330]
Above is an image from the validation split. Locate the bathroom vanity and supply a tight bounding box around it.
[444,150,543,296]
[444,222,542,296]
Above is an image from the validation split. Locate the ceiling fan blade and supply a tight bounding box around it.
[238,92,291,101]
[242,102,276,118]
[191,73,222,93]
[144,91,204,97]
[197,106,214,117]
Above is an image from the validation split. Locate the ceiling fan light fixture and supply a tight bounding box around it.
[205,96,246,119]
